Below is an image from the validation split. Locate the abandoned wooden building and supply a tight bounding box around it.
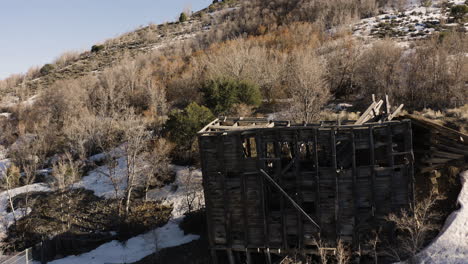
[197,101,468,263]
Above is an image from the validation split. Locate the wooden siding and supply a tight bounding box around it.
[198,120,414,261]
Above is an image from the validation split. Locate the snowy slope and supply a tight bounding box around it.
[0,183,51,240]
[73,146,149,199]
[73,156,130,199]
[353,0,468,40]
[416,170,468,264]
[47,166,202,264]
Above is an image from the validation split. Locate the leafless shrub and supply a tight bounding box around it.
[120,111,151,215]
[313,236,330,264]
[322,37,361,98]
[385,192,444,262]
[182,168,203,214]
[53,51,81,68]
[355,39,403,100]
[336,239,352,264]
[284,49,330,123]
[367,228,383,264]
[144,138,173,200]
[51,152,81,230]
[38,78,88,127]
[198,39,287,102]
[1,165,21,224]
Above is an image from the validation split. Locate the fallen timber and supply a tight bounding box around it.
[197,100,468,263]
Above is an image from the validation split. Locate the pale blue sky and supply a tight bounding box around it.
[0,0,211,79]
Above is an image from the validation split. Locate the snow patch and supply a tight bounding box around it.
[47,220,197,264]
[0,183,51,240]
[73,156,128,199]
[0,113,11,119]
[353,0,468,40]
[416,170,468,263]
[49,166,202,264]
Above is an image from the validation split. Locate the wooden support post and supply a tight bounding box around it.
[275,130,288,250]
[265,249,272,264]
[314,129,321,228]
[295,130,304,249]
[386,125,395,209]
[198,137,217,263]
[217,135,232,249]
[406,121,416,205]
[227,249,235,264]
[350,129,359,246]
[238,134,250,248]
[259,169,320,229]
[388,104,404,121]
[246,249,252,264]
[255,132,270,249]
[369,126,377,217]
[385,94,391,117]
[331,128,339,240]
[211,250,218,264]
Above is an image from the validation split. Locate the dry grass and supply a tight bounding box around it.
[53,51,82,68]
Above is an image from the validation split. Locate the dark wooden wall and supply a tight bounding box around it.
[198,120,414,262]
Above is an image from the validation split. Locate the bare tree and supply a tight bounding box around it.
[51,152,80,230]
[144,138,173,200]
[199,41,287,102]
[121,112,150,215]
[183,167,203,213]
[2,165,21,223]
[385,192,444,262]
[97,152,123,214]
[285,49,330,123]
[367,228,383,264]
[313,236,330,264]
[355,39,403,100]
[323,37,360,98]
[336,239,351,264]
[10,133,47,208]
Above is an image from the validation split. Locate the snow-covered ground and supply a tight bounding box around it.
[73,147,149,199]
[416,170,468,264]
[73,155,130,199]
[0,183,51,240]
[47,166,203,264]
[353,0,468,40]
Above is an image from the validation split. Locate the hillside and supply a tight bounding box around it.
[0,0,467,263]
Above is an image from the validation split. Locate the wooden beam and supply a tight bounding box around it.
[227,249,235,264]
[255,132,270,249]
[259,169,321,230]
[355,100,384,125]
[388,104,404,121]
[387,124,395,210]
[330,128,339,240]
[295,130,304,249]
[238,134,250,248]
[245,250,252,264]
[275,130,288,250]
[198,118,219,133]
[314,129,321,228]
[217,135,232,248]
[385,94,391,116]
[197,136,217,263]
[406,114,468,143]
[369,126,377,217]
[350,129,359,246]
